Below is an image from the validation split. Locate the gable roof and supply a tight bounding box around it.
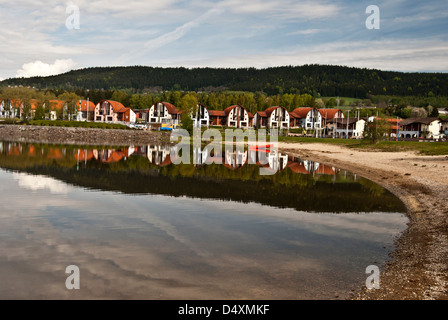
[399,117,441,126]
[48,100,66,110]
[291,107,313,118]
[77,100,96,112]
[318,108,343,120]
[97,100,127,113]
[264,106,288,117]
[209,110,226,117]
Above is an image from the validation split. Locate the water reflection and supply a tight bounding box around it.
[0,141,405,213]
[0,141,409,299]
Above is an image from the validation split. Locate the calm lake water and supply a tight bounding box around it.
[0,141,407,299]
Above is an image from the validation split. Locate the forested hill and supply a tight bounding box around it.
[1,65,447,98]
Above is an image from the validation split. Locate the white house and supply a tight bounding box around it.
[76,100,96,121]
[399,118,442,139]
[253,106,289,130]
[223,105,253,128]
[329,118,366,139]
[136,102,182,125]
[191,103,210,127]
[94,100,136,124]
[290,108,322,129]
[0,100,20,118]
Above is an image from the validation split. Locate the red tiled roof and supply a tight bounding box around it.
[289,112,299,119]
[97,100,126,113]
[315,164,336,175]
[209,110,226,117]
[264,106,288,117]
[318,108,343,120]
[77,100,96,112]
[48,100,66,110]
[256,111,267,117]
[75,149,94,161]
[291,107,313,118]
[287,162,309,174]
[160,102,178,114]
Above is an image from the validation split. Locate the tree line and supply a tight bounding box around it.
[2,65,448,98]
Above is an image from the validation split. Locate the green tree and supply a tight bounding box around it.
[363,118,391,143]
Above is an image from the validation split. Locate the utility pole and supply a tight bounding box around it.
[346,110,350,139]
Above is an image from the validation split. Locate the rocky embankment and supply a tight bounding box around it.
[0,124,171,146]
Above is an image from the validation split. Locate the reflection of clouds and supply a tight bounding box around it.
[13,172,69,195]
[0,169,408,299]
[196,200,409,243]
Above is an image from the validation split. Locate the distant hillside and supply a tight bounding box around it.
[1,65,447,98]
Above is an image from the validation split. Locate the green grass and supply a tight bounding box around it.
[26,120,130,130]
[278,136,448,155]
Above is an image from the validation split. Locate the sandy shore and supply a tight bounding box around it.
[278,141,448,300]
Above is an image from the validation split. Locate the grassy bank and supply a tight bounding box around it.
[279,136,448,155]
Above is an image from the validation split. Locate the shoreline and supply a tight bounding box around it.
[1,124,446,299]
[0,124,171,147]
[278,142,448,300]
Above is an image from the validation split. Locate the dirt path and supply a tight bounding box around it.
[278,142,448,300]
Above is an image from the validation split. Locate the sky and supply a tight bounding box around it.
[0,0,447,80]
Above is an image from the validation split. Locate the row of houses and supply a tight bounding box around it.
[0,99,136,123]
[2,98,447,139]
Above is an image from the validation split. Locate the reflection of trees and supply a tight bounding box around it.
[359,177,386,198]
[0,141,406,213]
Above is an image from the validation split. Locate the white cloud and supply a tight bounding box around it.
[16,59,77,78]
[13,172,69,194]
[116,8,223,64]
[288,28,321,35]
[153,39,448,72]
[219,0,340,19]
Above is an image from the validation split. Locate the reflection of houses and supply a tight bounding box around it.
[253,106,289,129]
[290,108,322,129]
[76,100,96,121]
[287,156,337,175]
[247,148,288,172]
[399,118,442,139]
[193,146,209,165]
[191,104,210,127]
[92,147,134,163]
[94,100,136,123]
[145,145,172,166]
[328,118,366,139]
[224,148,248,169]
[266,151,288,172]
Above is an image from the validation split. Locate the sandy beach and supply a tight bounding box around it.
[279,141,448,300]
